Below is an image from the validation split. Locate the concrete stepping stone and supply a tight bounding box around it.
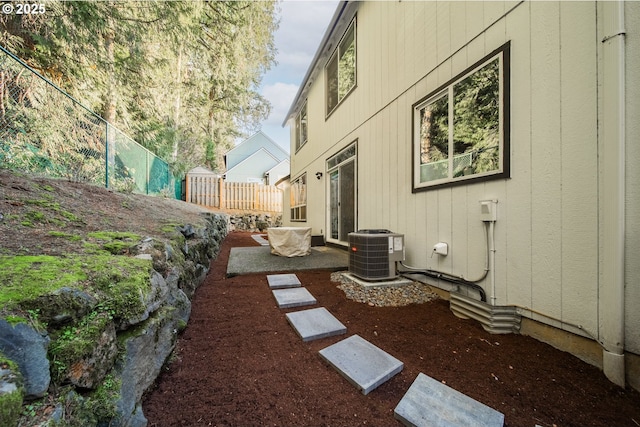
[251,234,269,246]
[267,273,302,289]
[272,287,317,308]
[285,307,347,342]
[318,334,403,395]
[394,373,505,427]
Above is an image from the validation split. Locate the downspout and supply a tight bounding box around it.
[600,0,626,387]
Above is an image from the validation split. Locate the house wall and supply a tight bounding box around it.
[226,132,288,171]
[225,152,278,183]
[286,0,639,384]
[266,161,290,186]
[624,0,640,360]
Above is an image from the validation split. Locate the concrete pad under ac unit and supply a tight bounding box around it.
[285,307,347,342]
[394,373,504,427]
[267,273,302,289]
[272,287,317,308]
[318,335,403,395]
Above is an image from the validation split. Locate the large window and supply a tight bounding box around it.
[290,173,307,221]
[326,19,356,116]
[413,43,510,191]
[295,101,307,152]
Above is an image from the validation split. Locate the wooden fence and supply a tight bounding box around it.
[185,175,283,212]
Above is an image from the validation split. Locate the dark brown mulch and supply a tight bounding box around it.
[142,232,640,427]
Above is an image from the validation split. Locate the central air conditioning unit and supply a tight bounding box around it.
[348,230,405,281]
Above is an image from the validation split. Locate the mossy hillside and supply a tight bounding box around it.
[0,253,152,322]
[10,194,83,229]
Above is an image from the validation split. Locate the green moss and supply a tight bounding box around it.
[0,255,88,307]
[0,254,151,314]
[0,352,23,427]
[0,387,22,427]
[25,198,59,210]
[48,231,82,241]
[24,211,48,223]
[87,231,140,241]
[60,210,81,222]
[3,315,27,326]
[49,312,112,383]
[87,231,140,255]
[87,374,120,421]
[38,184,55,192]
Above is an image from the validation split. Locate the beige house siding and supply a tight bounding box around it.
[625,1,640,359]
[285,1,638,387]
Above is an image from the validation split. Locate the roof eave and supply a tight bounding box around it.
[281,1,353,127]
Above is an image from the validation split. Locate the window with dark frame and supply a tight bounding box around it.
[413,43,510,191]
[326,19,356,116]
[295,102,307,152]
[290,173,307,221]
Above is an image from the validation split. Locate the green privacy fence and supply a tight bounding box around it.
[0,45,175,196]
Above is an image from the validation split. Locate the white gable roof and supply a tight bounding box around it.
[224,147,280,179]
[225,131,289,170]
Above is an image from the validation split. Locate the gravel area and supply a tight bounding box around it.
[331,272,440,307]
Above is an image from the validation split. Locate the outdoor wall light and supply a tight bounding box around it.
[316,172,323,180]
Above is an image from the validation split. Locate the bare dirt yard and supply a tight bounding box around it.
[143,232,640,427]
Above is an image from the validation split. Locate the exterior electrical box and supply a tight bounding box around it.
[348,230,405,281]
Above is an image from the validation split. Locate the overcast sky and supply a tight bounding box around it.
[257,0,339,151]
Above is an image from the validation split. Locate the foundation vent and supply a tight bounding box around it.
[450,292,521,334]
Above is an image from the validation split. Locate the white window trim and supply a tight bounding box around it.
[290,173,307,222]
[295,101,308,152]
[325,18,357,118]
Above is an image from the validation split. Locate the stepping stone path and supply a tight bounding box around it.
[251,234,269,246]
[267,273,302,289]
[319,334,404,395]
[394,373,505,427]
[272,287,317,308]
[266,273,503,425]
[285,307,347,342]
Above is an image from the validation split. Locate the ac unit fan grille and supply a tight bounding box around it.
[348,231,404,281]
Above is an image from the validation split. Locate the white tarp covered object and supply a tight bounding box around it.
[267,227,311,257]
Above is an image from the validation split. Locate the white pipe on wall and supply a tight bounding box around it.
[489,221,497,305]
[600,0,626,388]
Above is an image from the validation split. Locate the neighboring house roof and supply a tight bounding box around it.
[223,147,280,178]
[225,130,289,171]
[187,166,220,176]
[274,174,291,188]
[283,1,355,126]
[265,159,290,178]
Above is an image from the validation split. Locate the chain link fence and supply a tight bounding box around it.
[0,45,174,196]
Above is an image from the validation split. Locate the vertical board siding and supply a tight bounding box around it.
[625,1,640,354]
[530,1,563,319]
[559,2,598,330]
[288,1,615,340]
[504,1,534,311]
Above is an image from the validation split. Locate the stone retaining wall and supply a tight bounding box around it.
[227,213,282,232]
[0,212,229,427]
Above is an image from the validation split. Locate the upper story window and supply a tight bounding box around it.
[295,101,307,152]
[413,42,510,191]
[326,19,356,116]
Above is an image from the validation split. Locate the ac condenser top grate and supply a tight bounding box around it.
[348,230,405,281]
